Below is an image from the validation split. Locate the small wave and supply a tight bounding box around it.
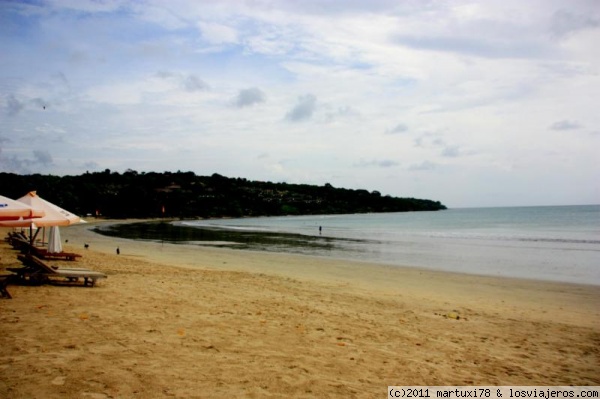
[426,232,600,245]
[516,237,600,245]
[178,221,272,232]
[188,240,243,246]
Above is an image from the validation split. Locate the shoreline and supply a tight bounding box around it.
[89,220,600,287]
[1,221,599,396]
[65,219,600,327]
[88,217,600,288]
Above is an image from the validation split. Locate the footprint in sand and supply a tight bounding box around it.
[81,393,110,399]
[51,376,66,385]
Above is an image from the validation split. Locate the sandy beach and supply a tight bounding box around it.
[1,219,599,398]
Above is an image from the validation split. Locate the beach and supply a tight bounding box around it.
[1,220,599,398]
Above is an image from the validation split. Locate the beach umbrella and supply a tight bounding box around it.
[15,191,82,227]
[0,191,84,246]
[0,194,45,221]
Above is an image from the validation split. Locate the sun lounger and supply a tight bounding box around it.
[7,236,82,261]
[30,247,82,261]
[10,254,106,287]
[7,235,30,251]
[5,231,28,243]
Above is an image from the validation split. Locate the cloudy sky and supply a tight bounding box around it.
[1,0,599,208]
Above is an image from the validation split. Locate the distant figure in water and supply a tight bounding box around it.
[116,247,120,255]
[84,243,89,249]
[319,226,322,235]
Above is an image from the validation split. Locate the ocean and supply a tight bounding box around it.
[94,205,600,286]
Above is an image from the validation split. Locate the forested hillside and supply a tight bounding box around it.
[0,170,446,218]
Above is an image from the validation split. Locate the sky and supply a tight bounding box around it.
[1,0,599,208]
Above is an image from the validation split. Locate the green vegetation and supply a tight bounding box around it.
[0,170,446,218]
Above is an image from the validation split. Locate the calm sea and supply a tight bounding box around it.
[95,205,600,285]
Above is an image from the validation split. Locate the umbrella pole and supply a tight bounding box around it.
[27,223,34,254]
[26,210,35,250]
[31,226,41,247]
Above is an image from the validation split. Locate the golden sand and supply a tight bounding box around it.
[1,220,599,398]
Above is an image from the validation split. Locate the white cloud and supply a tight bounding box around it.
[86,82,143,105]
[197,21,238,45]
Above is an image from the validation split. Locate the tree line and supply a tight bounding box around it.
[0,170,446,218]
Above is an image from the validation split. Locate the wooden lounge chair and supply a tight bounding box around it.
[7,236,82,261]
[30,247,82,261]
[10,254,106,287]
[4,231,26,243]
[7,235,30,251]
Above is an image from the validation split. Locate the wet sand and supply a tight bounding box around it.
[1,219,599,398]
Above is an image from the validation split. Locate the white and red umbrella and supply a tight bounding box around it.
[12,191,83,227]
[0,191,84,249]
[0,194,45,221]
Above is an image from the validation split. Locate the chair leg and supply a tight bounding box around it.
[0,279,12,299]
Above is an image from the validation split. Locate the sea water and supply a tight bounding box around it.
[96,205,600,285]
